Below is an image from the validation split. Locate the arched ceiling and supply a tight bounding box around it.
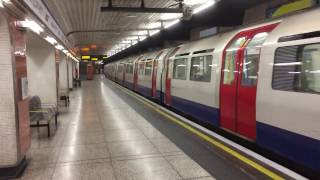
[42,0,267,56]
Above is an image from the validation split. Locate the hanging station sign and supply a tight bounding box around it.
[23,0,71,49]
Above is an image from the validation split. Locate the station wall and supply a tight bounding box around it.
[58,53,68,91]
[26,32,57,105]
[0,12,18,167]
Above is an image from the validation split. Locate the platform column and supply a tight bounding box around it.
[0,11,30,179]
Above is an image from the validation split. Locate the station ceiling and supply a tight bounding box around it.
[42,0,267,56]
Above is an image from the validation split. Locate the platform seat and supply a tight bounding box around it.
[29,96,58,137]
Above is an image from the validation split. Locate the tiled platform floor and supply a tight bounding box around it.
[18,76,260,180]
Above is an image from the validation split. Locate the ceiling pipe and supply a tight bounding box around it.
[101,7,183,13]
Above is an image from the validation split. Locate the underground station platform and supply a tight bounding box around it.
[14,76,306,180]
[1,0,320,179]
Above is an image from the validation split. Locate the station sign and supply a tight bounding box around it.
[23,0,72,49]
[81,56,90,60]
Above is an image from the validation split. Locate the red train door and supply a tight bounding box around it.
[152,59,158,98]
[152,52,163,98]
[133,62,139,90]
[123,64,126,84]
[165,57,171,105]
[220,23,278,140]
[164,48,179,105]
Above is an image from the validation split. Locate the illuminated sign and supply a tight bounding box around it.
[268,0,314,18]
[91,58,98,61]
[82,56,90,59]
[81,47,90,51]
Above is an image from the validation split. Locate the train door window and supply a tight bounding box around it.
[129,64,134,74]
[139,63,145,75]
[145,61,153,76]
[273,43,320,93]
[118,66,123,73]
[190,55,213,82]
[242,32,269,86]
[223,37,246,85]
[173,58,187,80]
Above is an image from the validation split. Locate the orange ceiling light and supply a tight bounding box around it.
[81,47,90,51]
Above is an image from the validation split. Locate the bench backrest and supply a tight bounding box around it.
[29,96,44,121]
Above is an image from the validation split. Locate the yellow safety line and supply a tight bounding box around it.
[112,82,284,180]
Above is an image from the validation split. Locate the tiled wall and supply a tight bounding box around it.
[0,12,18,167]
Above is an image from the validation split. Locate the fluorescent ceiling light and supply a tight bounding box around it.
[164,19,180,29]
[150,29,160,36]
[44,36,57,45]
[161,13,182,21]
[63,50,68,54]
[55,44,64,50]
[184,0,208,6]
[121,40,131,44]
[147,22,161,29]
[193,0,215,14]
[127,36,139,40]
[138,30,148,36]
[21,19,44,34]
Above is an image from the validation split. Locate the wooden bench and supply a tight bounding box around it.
[29,96,58,137]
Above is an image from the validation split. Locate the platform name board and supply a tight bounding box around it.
[23,0,71,49]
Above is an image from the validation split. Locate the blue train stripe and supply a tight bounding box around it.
[171,95,219,126]
[137,84,152,98]
[257,122,320,172]
[124,81,134,89]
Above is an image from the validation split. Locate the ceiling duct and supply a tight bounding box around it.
[101,0,183,13]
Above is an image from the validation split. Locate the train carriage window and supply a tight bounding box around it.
[190,55,213,82]
[145,61,153,76]
[139,63,145,75]
[242,32,269,86]
[125,64,129,73]
[173,58,187,80]
[118,66,123,73]
[129,64,134,74]
[273,43,320,93]
[223,37,246,85]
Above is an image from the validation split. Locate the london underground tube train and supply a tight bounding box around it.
[105,8,320,175]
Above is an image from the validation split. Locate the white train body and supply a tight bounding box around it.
[104,8,320,173]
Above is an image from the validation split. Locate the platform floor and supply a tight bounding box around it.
[18,76,284,180]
